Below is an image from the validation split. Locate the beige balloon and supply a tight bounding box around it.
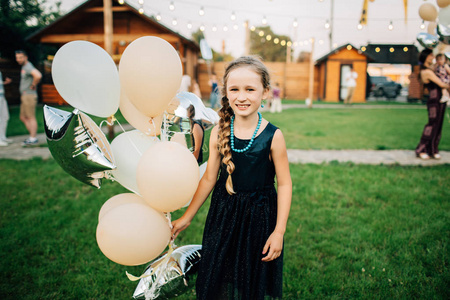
[437,0,450,9]
[119,89,162,136]
[98,193,147,221]
[136,141,200,212]
[428,21,437,35]
[419,3,438,21]
[110,130,160,193]
[119,36,182,118]
[96,202,170,266]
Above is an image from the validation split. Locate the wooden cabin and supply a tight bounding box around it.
[27,0,200,105]
[315,44,372,103]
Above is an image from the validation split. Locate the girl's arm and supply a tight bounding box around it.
[171,125,221,239]
[422,69,450,89]
[191,123,203,160]
[444,64,450,75]
[262,129,292,262]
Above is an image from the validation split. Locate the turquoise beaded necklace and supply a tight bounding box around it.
[230,112,262,153]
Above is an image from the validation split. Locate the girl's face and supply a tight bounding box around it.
[226,67,269,118]
[436,56,445,66]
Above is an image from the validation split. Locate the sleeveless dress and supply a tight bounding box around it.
[196,122,283,300]
[415,80,447,156]
[192,120,205,164]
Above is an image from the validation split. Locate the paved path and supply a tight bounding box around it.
[1,131,448,166]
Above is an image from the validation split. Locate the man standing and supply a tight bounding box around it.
[15,50,42,146]
[345,66,358,105]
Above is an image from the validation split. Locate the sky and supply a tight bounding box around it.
[50,0,435,60]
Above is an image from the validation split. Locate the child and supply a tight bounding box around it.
[270,82,282,113]
[435,53,450,103]
[172,56,292,299]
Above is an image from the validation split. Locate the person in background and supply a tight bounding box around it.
[434,53,450,103]
[270,82,282,113]
[192,79,202,99]
[15,50,42,146]
[415,49,449,160]
[0,70,12,146]
[187,104,204,164]
[208,73,220,109]
[344,66,358,105]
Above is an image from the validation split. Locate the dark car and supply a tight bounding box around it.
[370,76,402,99]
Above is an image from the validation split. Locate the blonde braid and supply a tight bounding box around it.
[218,96,236,195]
[217,56,271,195]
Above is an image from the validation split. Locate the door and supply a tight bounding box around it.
[339,64,352,102]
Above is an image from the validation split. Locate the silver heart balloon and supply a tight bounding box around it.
[132,245,202,300]
[416,32,440,49]
[437,24,450,44]
[44,105,116,188]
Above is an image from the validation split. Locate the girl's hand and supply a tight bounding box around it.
[261,231,284,262]
[171,216,191,240]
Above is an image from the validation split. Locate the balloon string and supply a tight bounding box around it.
[125,241,175,282]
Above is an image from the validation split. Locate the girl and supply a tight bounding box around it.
[172,56,292,299]
[187,104,205,164]
[416,49,449,160]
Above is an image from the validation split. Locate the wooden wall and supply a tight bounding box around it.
[196,61,320,100]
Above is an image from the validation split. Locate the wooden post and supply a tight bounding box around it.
[286,44,291,64]
[244,20,250,56]
[103,0,115,140]
[308,38,315,109]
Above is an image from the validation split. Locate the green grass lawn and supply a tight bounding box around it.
[1,102,449,299]
[0,159,448,299]
[6,103,450,151]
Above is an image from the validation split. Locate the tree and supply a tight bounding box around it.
[250,26,291,62]
[191,28,234,62]
[0,0,62,60]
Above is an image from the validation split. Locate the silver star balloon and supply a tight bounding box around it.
[132,245,202,300]
[43,105,116,188]
[416,32,440,49]
[437,24,450,45]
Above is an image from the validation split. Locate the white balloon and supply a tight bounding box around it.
[52,41,120,117]
[98,193,146,221]
[110,130,159,193]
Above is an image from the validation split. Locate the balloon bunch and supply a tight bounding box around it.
[417,1,450,49]
[44,37,219,298]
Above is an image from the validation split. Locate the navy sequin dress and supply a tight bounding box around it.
[196,122,283,300]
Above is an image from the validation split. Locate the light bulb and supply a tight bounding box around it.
[199,6,205,16]
[169,1,175,11]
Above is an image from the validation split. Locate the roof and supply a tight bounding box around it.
[315,43,375,65]
[26,0,199,52]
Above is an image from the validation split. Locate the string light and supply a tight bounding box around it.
[233,24,239,30]
[324,19,330,29]
[293,18,298,28]
[403,47,408,52]
[420,20,425,30]
[250,25,256,31]
[262,15,267,25]
[187,21,192,29]
[389,47,394,52]
[138,0,144,4]
[231,11,236,21]
[139,7,144,14]
[287,41,292,47]
[118,0,124,4]
[361,46,366,51]
[266,35,272,41]
[347,45,352,50]
[169,1,175,11]
[199,6,205,16]
[172,18,177,26]
[388,20,393,31]
[200,24,205,31]
[375,47,381,52]
[223,25,228,31]
[259,30,265,37]
[212,25,217,31]
[357,23,363,30]
[274,38,279,44]
[156,13,161,21]
[318,39,324,45]
[281,40,286,46]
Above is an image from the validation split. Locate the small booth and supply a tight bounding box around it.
[315,44,373,103]
[26,0,200,105]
